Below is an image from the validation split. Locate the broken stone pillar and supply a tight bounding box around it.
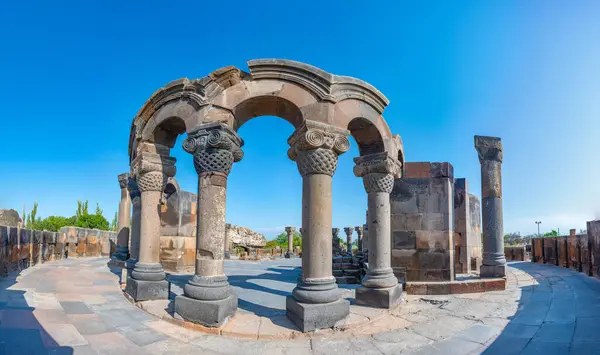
[126,177,141,270]
[224,223,231,259]
[175,123,243,327]
[285,120,350,332]
[354,152,403,308]
[113,173,131,262]
[126,152,175,301]
[332,228,342,255]
[355,226,364,252]
[344,227,353,254]
[474,136,506,278]
[285,226,296,258]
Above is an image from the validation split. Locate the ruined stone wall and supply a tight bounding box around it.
[0,225,117,278]
[453,180,483,274]
[504,246,526,261]
[531,223,600,278]
[390,162,455,282]
[160,185,197,237]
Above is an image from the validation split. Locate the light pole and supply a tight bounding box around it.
[535,221,542,237]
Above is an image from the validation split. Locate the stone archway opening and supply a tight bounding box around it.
[124,59,405,333]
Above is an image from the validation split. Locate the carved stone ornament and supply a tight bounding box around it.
[353,152,402,180]
[182,122,244,176]
[362,173,395,194]
[131,152,176,192]
[287,121,350,177]
[474,135,503,163]
[118,173,130,189]
[285,226,296,234]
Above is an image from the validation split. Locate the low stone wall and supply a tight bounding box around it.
[531,223,600,277]
[0,225,117,277]
[504,246,526,261]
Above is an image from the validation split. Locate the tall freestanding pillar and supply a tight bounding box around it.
[126,152,176,301]
[475,136,507,277]
[285,226,296,258]
[354,152,403,308]
[126,177,141,270]
[344,227,353,254]
[286,121,351,332]
[175,123,243,327]
[355,226,364,252]
[113,173,131,261]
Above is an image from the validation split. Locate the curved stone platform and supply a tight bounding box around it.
[1,258,599,354]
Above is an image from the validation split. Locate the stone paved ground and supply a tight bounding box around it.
[1,258,600,354]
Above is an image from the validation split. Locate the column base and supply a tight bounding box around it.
[174,294,237,327]
[224,251,231,259]
[355,284,403,309]
[125,258,137,270]
[111,246,129,261]
[286,296,349,332]
[125,276,169,301]
[480,264,506,278]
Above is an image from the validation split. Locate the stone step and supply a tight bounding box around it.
[333,270,344,277]
[339,263,353,270]
[335,276,358,284]
[343,269,361,276]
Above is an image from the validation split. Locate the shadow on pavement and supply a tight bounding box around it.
[482,261,600,354]
[0,269,73,354]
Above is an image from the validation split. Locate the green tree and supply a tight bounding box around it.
[75,214,109,230]
[110,212,118,231]
[270,231,302,248]
[76,200,89,222]
[544,230,559,237]
[95,203,103,216]
[36,216,76,232]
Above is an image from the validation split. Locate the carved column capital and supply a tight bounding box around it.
[118,173,130,189]
[287,121,350,177]
[131,152,176,192]
[332,228,340,237]
[285,226,296,234]
[354,153,401,194]
[127,176,141,201]
[344,227,353,236]
[474,135,503,163]
[354,226,363,235]
[183,123,244,180]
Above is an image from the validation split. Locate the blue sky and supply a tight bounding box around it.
[1,1,599,239]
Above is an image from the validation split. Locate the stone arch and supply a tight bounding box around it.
[128,59,402,161]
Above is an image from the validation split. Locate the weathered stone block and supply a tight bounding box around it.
[286,297,350,332]
[480,264,506,278]
[355,284,403,308]
[417,250,451,270]
[125,277,169,301]
[422,213,451,231]
[430,162,454,179]
[391,214,423,231]
[86,235,99,257]
[392,249,418,269]
[175,294,237,328]
[393,231,416,249]
[416,230,452,250]
[427,283,450,295]
[404,162,431,178]
[449,281,485,294]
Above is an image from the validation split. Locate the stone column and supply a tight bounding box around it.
[175,123,243,327]
[285,120,351,332]
[126,177,141,270]
[474,136,507,277]
[285,226,296,258]
[355,226,363,252]
[344,227,353,254]
[126,152,176,301]
[354,152,403,308]
[224,223,231,259]
[112,173,131,262]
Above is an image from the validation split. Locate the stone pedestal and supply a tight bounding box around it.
[112,173,131,262]
[344,227,353,254]
[285,226,295,258]
[285,121,350,331]
[126,177,141,270]
[474,136,506,278]
[354,153,403,308]
[174,123,243,327]
[127,152,175,301]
